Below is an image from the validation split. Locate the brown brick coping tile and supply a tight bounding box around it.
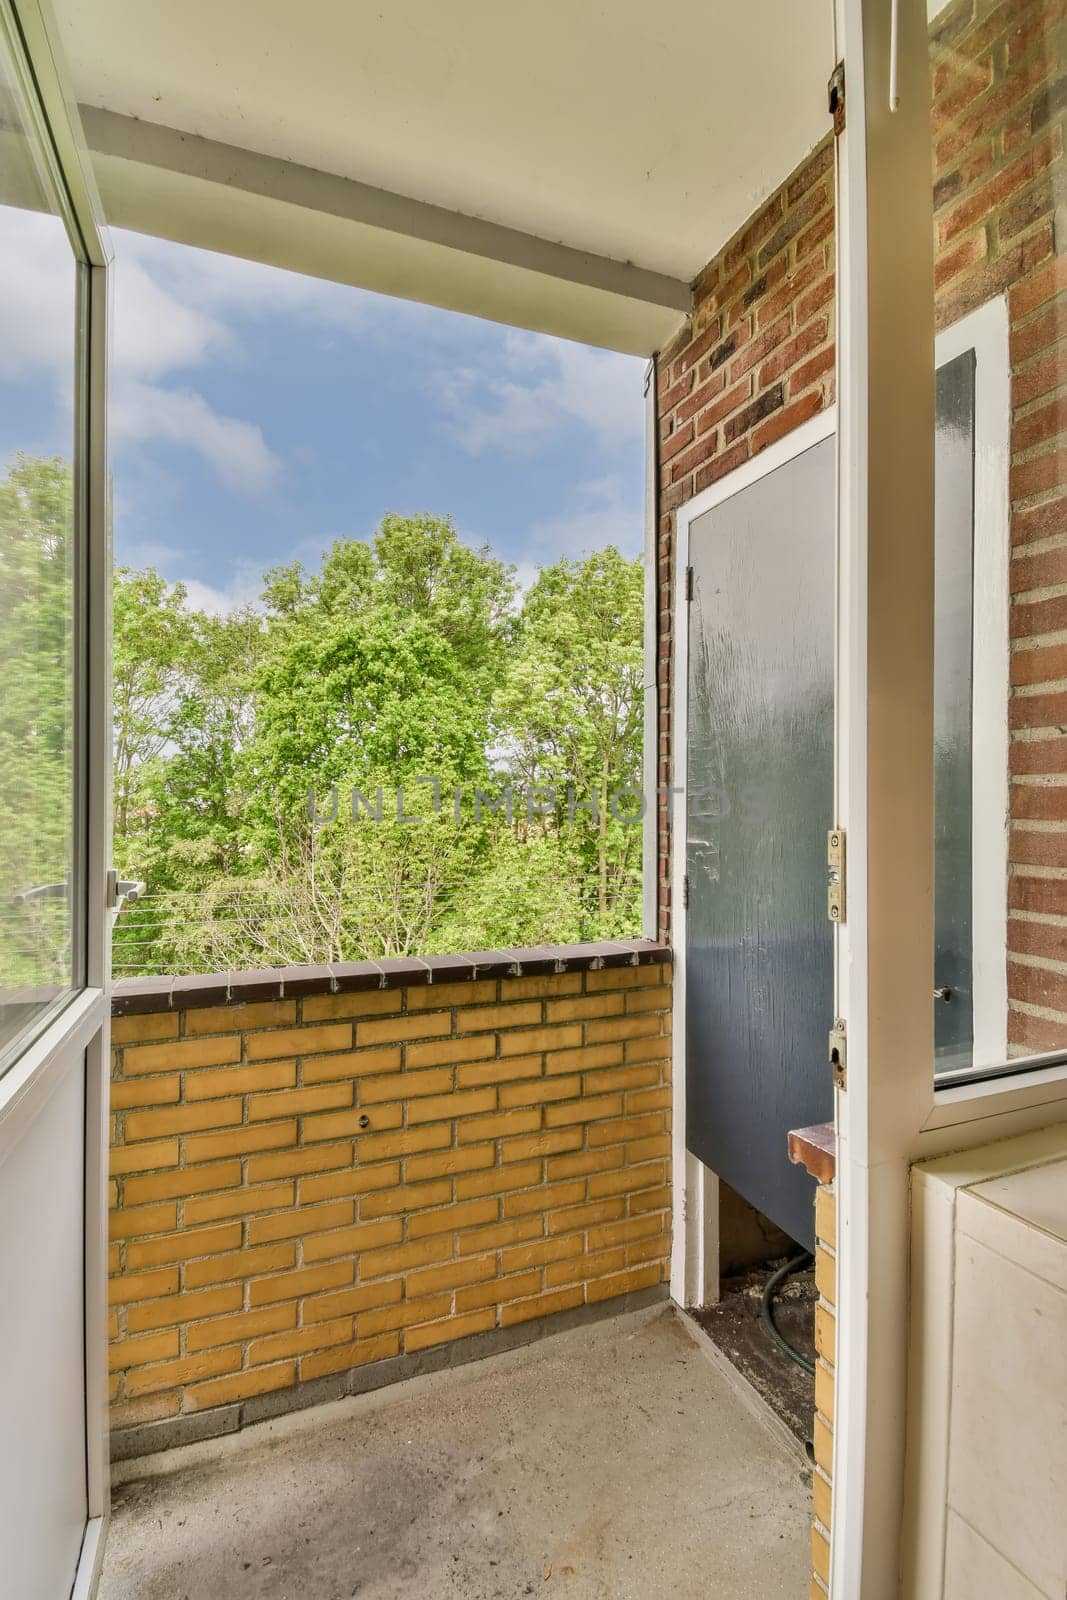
[788,1121,837,1184]
[113,941,673,1016]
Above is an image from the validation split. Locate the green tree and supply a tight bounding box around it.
[112,570,264,974]
[228,516,518,960]
[107,512,644,974]
[112,567,196,845]
[494,546,644,934]
[0,454,75,989]
[147,605,265,877]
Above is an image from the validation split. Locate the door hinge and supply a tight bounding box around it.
[829,1018,847,1091]
[685,565,694,603]
[683,873,690,910]
[828,61,846,136]
[827,828,846,925]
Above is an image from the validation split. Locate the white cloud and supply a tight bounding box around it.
[110,381,279,495]
[439,331,644,458]
[521,475,643,563]
[109,242,283,493]
[0,212,226,384]
[496,478,642,613]
[118,537,183,569]
[116,230,379,338]
[112,253,228,381]
[511,559,542,595]
[1,210,643,558]
[0,209,284,495]
[0,209,80,380]
[180,559,265,616]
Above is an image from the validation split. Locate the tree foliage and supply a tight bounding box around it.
[0,454,75,990]
[494,546,644,928]
[0,460,644,976]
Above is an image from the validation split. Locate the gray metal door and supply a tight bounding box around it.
[685,433,835,1249]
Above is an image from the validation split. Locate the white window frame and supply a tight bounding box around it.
[935,297,1011,1078]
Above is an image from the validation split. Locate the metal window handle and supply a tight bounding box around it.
[12,882,69,906]
[106,870,146,910]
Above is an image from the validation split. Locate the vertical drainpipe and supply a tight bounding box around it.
[642,355,659,941]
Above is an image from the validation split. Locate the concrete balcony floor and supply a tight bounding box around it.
[99,1305,810,1599]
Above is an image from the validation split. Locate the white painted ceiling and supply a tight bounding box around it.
[56,0,833,279]
[53,0,835,350]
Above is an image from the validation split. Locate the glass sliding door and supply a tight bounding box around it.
[0,26,81,1070]
[0,2,111,1595]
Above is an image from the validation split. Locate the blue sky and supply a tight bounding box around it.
[0,212,646,611]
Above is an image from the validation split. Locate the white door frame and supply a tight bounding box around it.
[642,357,661,941]
[832,1,1067,1594]
[669,408,838,1307]
[0,1,112,1593]
[668,293,1015,1300]
[669,5,1067,1587]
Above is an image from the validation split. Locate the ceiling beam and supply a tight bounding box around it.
[80,105,691,355]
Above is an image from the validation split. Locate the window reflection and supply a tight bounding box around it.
[0,62,79,1067]
[930,0,1064,1079]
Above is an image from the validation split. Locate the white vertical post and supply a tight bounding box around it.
[832,0,935,1593]
[643,356,660,942]
[83,254,113,1544]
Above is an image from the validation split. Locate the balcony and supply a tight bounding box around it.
[100,1302,810,1599]
[102,943,814,1596]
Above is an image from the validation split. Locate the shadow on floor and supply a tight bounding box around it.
[99,1305,811,1600]
[692,1259,817,1447]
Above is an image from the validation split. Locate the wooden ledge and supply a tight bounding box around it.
[788,1121,837,1184]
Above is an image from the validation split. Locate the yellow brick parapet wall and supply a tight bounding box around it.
[108,942,672,1454]
[811,1182,836,1598]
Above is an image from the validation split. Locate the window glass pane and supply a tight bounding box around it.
[0,46,80,1068]
[934,350,976,1073]
[930,0,1064,1079]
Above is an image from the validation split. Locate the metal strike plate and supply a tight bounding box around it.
[827,828,846,925]
[829,1018,847,1090]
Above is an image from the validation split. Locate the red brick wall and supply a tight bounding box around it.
[655,0,1065,1063]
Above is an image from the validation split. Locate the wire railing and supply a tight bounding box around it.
[109,872,645,978]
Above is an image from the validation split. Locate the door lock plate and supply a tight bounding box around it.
[827,828,846,924]
[828,61,846,136]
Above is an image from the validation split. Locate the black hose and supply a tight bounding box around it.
[760,1249,816,1377]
